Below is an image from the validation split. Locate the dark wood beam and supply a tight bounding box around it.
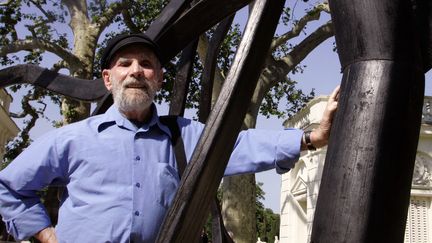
[168,40,198,116]
[146,0,192,40]
[198,15,234,123]
[155,0,286,241]
[0,64,106,101]
[154,0,252,64]
[412,0,432,72]
[197,15,235,243]
[310,0,425,242]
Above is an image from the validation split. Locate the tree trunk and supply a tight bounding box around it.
[46,0,98,227]
[222,174,257,243]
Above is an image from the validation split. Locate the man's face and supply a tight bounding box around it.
[102,44,163,114]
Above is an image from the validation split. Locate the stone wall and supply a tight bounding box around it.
[0,89,19,162]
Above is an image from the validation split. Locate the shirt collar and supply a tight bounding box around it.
[97,104,172,138]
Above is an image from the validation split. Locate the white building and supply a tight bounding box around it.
[280,96,432,243]
[0,89,19,162]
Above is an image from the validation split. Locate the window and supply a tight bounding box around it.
[404,197,430,243]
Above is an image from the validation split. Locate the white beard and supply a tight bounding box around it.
[110,76,158,114]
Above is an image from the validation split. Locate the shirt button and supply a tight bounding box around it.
[135,211,140,216]
[135,156,140,161]
[135,183,141,188]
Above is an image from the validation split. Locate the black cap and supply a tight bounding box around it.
[100,33,162,69]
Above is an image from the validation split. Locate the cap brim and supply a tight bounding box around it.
[101,34,162,69]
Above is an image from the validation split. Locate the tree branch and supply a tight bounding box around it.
[246,21,334,122]
[0,39,81,69]
[95,0,106,10]
[51,60,69,72]
[62,0,88,22]
[4,88,47,162]
[270,2,330,51]
[94,1,125,34]
[10,26,18,41]
[122,8,141,33]
[0,0,13,6]
[28,0,56,23]
[197,34,225,101]
[280,21,333,71]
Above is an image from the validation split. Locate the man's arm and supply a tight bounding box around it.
[224,86,340,175]
[0,130,66,241]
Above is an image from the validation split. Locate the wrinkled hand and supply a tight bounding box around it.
[311,85,340,148]
[35,226,58,243]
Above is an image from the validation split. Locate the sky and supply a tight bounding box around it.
[254,36,341,212]
[5,1,432,214]
[255,37,432,212]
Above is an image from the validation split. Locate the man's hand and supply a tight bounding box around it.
[35,226,58,243]
[310,85,340,148]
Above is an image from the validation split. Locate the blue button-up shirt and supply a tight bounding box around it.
[0,105,302,242]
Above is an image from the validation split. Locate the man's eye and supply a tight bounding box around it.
[141,61,152,68]
[117,61,131,67]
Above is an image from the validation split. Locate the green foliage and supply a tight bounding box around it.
[2,86,56,164]
[201,183,280,242]
[119,0,169,32]
[260,77,315,119]
[214,23,242,75]
[256,182,280,243]
[1,0,70,163]
[0,0,22,66]
[2,0,318,162]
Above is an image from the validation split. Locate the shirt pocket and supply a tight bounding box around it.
[155,162,180,209]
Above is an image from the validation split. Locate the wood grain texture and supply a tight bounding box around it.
[169,40,198,116]
[198,15,234,123]
[156,0,285,241]
[311,0,425,242]
[0,64,107,101]
[153,0,251,64]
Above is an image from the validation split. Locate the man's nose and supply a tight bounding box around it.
[130,61,144,77]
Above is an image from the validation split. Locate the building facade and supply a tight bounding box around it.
[0,89,19,162]
[280,96,432,243]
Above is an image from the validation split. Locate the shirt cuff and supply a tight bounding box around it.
[275,128,303,174]
[4,203,52,240]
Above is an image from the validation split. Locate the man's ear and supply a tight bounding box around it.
[102,69,112,91]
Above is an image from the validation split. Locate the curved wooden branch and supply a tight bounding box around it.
[146,0,193,40]
[156,0,285,241]
[198,15,234,122]
[168,40,198,116]
[413,0,432,72]
[152,0,252,64]
[0,64,107,101]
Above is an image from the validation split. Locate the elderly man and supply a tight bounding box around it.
[0,33,339,243]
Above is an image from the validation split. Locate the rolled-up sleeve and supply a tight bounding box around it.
[225,128,303,176]
[0,131,66,240]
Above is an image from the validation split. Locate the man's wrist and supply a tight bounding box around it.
[303,131,316,150]
[310,129,328,148]
[35,226,57,243]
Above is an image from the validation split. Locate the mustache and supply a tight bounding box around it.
[122,78,150,89]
